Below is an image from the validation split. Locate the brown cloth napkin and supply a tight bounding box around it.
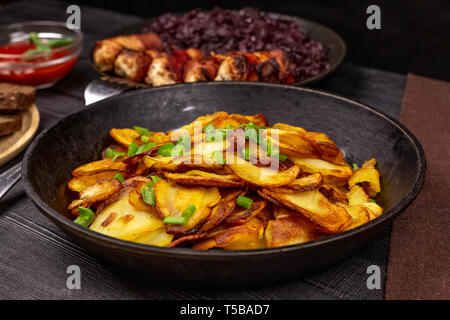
[386,74,450,300]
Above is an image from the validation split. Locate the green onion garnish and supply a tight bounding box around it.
[133,126,150,136]
[74,207,95,228]
[136,142,157,155]
[150,175,162,184]
[242,147,250,161]
[141,135,150,143]
[172,144,185,156]
[237,195,253,209]
[113,173,125,183]
[239,122,258,129]
[127,142,139,157]
[244,127,259,143]
[47,37,74,47]
[203,123,216,133]
[157,142,175,157]
[24,32,73,56]
[182,205,196,219]
[176,135,191,151]
[105,148,125,161]
[278,154,288,161]
[141,182,156,206]
[369,198,376,203]
[163,216,187,225]
[213,151,225,165]
[352,163,360,171]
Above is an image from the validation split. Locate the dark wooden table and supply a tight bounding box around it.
[0,0,406,299]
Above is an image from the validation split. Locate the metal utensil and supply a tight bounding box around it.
[0,162,21,200]
[84,78,137,105]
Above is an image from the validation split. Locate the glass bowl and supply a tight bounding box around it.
[0,21,83,89]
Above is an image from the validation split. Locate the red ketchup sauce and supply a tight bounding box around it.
[0,41,77,86]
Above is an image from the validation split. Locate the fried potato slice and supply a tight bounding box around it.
[288,157,352,186]
[272,123,307,134]
[110,128,140,147]
[228,113,268,127]
[90,193,170,246]
[143,154,225,173]
[168,233,207,248]
[193,217,265,250]
[361,202,383,220]
[155,180,221,235]
[346,185,370,206]
[72,158,127,177]
[258,188,352,234]
[224,198,268,224]
[133,227,174,246]
[68,171,120,192]
[170,111,229,139]
[164,170,245,188]
[68,179,122,210]
[348,158,381,197]
[227,156,300,187]
[199,190,243,232]
[342,205,371,231]
[303,132,346,165]
[288,173,323,191]
[262,128,317,158]
[267,173,323,194]
[265,207,323,247]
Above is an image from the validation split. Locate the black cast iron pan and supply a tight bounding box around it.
[89,12,346,88]
[22,82,426,288]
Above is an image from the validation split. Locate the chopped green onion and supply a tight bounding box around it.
[157,142,175,157]
[278,154,288,161]
[182,205,196,219]
[127,142,139,156]
[141,182,156,206]
[352,163,360,171]
[47,37,74,47]
[203,123,216,133]
[105,148,125,161]
[163,216,187,225]
[176,135,191,151]
[150,175,162,184]
[239,122,258,129]
[133,126,150,136]
[24,33,73,56]
[244,127,259,143]
[141,135,150,143]
[237,195,253,209]
[242,147,250,161]
[74,207,95,228]
[136,142,157,155]
[172,144,185,157]
[264,138,279,157]
[213,151,225,165]
[369,198,376,203]
[225,124,234,129]
[113,173,125,183]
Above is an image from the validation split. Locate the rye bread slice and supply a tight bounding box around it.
[0,83,36,112]
[0,114,22,136]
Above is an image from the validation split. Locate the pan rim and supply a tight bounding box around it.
[22,82,426,259]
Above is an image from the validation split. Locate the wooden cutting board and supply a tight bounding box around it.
[0,104,40,166]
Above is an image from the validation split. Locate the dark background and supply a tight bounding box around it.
[1,0,449,80]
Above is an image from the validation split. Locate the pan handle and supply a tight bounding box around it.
[84,78,141,105]
[0,162,22,200]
